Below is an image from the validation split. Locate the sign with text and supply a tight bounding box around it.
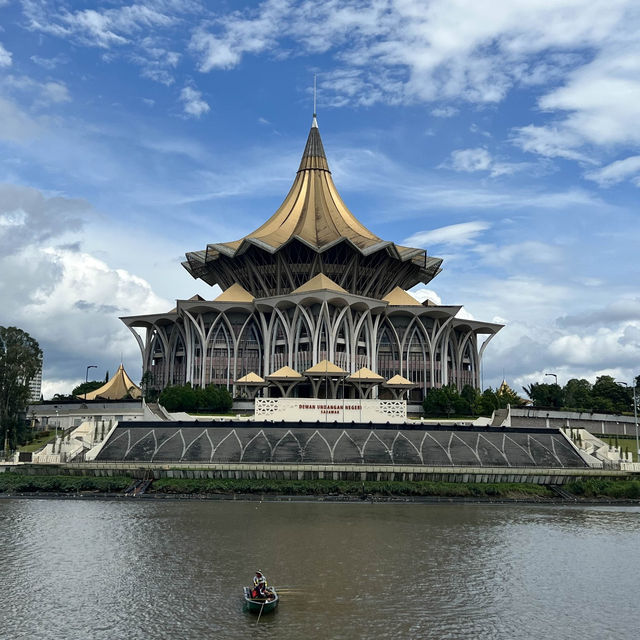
[254,398,406,423]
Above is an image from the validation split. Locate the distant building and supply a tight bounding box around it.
[122,117,501,401]
[29,367,42,403]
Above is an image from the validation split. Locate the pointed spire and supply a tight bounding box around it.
[298,115,328,171]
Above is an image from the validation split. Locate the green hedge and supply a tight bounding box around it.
[564,479,640,499]
[151,477,553,498]
[0,474,131,493]
[3,473,639,499]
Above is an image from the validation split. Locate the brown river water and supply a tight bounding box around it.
[1,499,638,639]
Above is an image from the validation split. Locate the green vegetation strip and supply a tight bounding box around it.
[151,477,552,498]
[563,479,640,499]
[1,474,639,499]
[0,474,130,493]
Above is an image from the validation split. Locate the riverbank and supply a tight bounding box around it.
[1,473,639,501]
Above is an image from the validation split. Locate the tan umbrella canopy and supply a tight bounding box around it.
[383,374,417,400]
[347,366,385,399]
[265,366,306,398]
[235,371,266,399]
[304,360,348,398]
[80,364,141,401]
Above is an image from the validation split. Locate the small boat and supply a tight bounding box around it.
[243,586,279,614]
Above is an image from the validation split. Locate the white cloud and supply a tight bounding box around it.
[2,75,71,107]
[431,106,458,118]
[0,184,170,397]
[405,221,491,247]
[456,308,475,320]
[449,148,492,172]
[180,86,210,118]
[30,54,69,69]
[410,287,442,305]
[511,124,594,163]
[0,42,12,67]
[0,184,88,256]
[41,81,71,104]
[185,1,639,112]
[0,97,42,141]
[549,323,640,368]
[443,147,534,178]
[190,30,242,71]
[475,241,562,267]
[586,156,640,186]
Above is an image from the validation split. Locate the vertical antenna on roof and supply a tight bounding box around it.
[312,74,318,128]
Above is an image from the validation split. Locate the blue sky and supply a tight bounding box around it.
[1,0,639,397]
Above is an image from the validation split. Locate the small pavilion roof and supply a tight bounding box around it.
[382,287,422,306]
[235,371,265,384]
[304,360,348,376]
[81,364,142,401]
[384,374,416,388]
[292,274,348,295]
[347,367,385,383]
[265,365,305,380]
[214,283,254,303]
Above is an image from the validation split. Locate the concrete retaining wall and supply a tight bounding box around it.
[510,408,639,436]
[5,462,630,485]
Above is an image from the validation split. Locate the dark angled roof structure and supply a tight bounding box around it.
[183,117,442,299]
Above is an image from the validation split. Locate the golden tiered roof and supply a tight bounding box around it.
[208,118,423,258]
[183,118,442,287]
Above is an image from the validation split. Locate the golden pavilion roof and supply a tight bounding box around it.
[214,282,254,303]
[304,359,348,376]
[265,365,305,380]
[291,273,348,295]
[347,367,385,382]
[384,374,416,388]
[235,371,265,384]
[382,287,422,306]
[81,364,141,401]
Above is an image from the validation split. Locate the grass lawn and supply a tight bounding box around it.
[601,436,640,462]
[187,412,237,417]
[18,431,55,453]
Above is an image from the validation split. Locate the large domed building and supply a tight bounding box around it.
[121,117,501,402]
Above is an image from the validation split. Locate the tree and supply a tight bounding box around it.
[522,382,563,408]
[563,378,592,411]
[0,327,43,456]
[140,371,156,400]
[460,384,481,415]
[158,383,232,413]
[423,385,466,418]
[592,375,630,414]
[479,388,500,416]
[72,380,103,397]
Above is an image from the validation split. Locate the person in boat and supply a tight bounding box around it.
[252,571,270,599]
